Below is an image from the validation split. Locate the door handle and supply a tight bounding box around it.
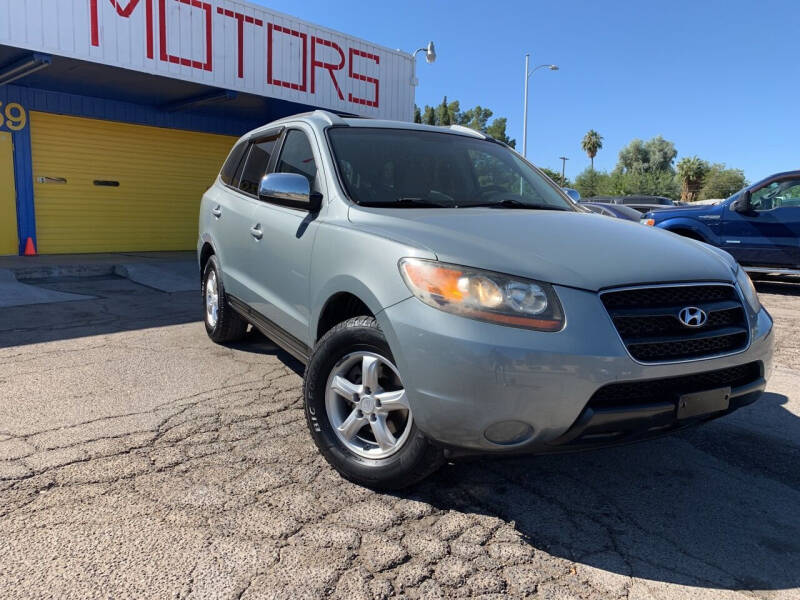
[211,205,222,218]
[250,225,263,240]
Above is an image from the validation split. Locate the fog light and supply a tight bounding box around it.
[484,421,534,445]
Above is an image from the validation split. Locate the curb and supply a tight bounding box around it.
[12,264,117,282]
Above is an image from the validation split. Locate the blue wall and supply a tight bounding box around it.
[0,84,266,255]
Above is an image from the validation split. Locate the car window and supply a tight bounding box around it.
[751,178,800,211]
[238,135,280,196]
[467,149,549,202]
[276,130,319,192]
[220,140,248,186]
[327,128,573,210]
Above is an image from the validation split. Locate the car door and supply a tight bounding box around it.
[206,139,256,300]
[220,130,282,306]
[248,126,324,343]
[722,176,800,267]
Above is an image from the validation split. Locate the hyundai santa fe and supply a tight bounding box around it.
[198,110,774,489]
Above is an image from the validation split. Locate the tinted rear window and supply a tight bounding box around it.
[238,135,279,195]
[220,141,248,186]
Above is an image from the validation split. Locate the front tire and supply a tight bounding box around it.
[303,316,444,489]
[202,255,248,343]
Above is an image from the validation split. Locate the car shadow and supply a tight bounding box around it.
[392,391,800,591]
[227,328,305,376]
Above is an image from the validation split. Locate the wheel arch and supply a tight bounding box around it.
[658,218,715,243]
[311,275,403,343]
[311,278,381,343]
[199,237,215,282]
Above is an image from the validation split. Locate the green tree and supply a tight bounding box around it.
[617,139,648,173]
[581,130,603,169]
[643,136,678,172]
[617,136,677,174]
[422,105,436,126]
[416,98,514,147]
[574,167,679,200]
[485,117,515,148]
[435,96,453,126]
[676,156,709,202]
[413,105,422,124]
[538,167,569,186]
[700,164,747,200]
[574,168,612,198]
[459,105,493,131]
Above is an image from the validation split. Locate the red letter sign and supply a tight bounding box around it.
[348,48,379,108]
[159,0,212,71]
[311,37,345,100]
[217,7,264,79]
[90,0,154,59]
[267,23,308,92]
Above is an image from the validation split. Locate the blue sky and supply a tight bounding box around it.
[259,0,798,183]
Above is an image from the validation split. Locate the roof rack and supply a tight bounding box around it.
[448,124,487,139]
[311,110,349,126]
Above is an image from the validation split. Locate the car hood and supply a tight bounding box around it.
[348,207,736,291]
[647,205,719,220]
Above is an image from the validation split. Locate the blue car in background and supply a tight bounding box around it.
[562,187,581,202]
[642,170,800,273]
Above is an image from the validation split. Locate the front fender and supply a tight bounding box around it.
[656,217,718,244]
[308,222,434,345]
[312,274,404,333]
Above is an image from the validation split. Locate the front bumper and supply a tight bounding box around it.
[377,285,774,453]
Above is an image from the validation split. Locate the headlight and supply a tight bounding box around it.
[735,265,761,313]
[399,258,564,331]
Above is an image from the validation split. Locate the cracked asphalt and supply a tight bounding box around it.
[1,274,799,599]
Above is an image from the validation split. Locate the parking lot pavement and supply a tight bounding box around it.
[0,275,798,600]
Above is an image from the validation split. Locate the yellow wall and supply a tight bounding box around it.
[0,131,18,255]
[30,112,237,254]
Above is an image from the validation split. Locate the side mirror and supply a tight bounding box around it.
[258,173,322,212]
[732,191,751,213]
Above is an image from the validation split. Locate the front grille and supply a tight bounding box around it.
[601,284,749,362]
[589,362,762,410]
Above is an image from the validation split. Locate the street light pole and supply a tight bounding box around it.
[522,55,559,158]
[559,156,569,184]
[523,54,530,158]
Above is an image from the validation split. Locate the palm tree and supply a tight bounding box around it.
[581,130,603,170]
[676,156,709,202]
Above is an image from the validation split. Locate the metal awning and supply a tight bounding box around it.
[0,44,317,123]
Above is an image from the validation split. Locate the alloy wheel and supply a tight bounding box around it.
[205,270,219,328]
[324,351,413,459]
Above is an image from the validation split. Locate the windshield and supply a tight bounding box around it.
[327,127,574,210]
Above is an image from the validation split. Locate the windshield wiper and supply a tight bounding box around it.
[360,197,450,208]
[463,199,568,211]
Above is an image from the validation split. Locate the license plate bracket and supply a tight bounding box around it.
[677,387,731,419]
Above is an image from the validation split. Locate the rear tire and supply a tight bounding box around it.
[202,255,248,344]
[303,316,444,489]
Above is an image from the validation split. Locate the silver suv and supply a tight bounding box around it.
[198,110,774,488]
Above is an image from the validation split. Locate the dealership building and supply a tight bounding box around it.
[0,0,415,255]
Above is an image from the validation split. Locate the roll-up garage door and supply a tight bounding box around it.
[0,132,18,255]
[30,112,237,254]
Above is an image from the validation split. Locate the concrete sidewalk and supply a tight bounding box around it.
[0,269,94,308]
[0,252,199,303]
